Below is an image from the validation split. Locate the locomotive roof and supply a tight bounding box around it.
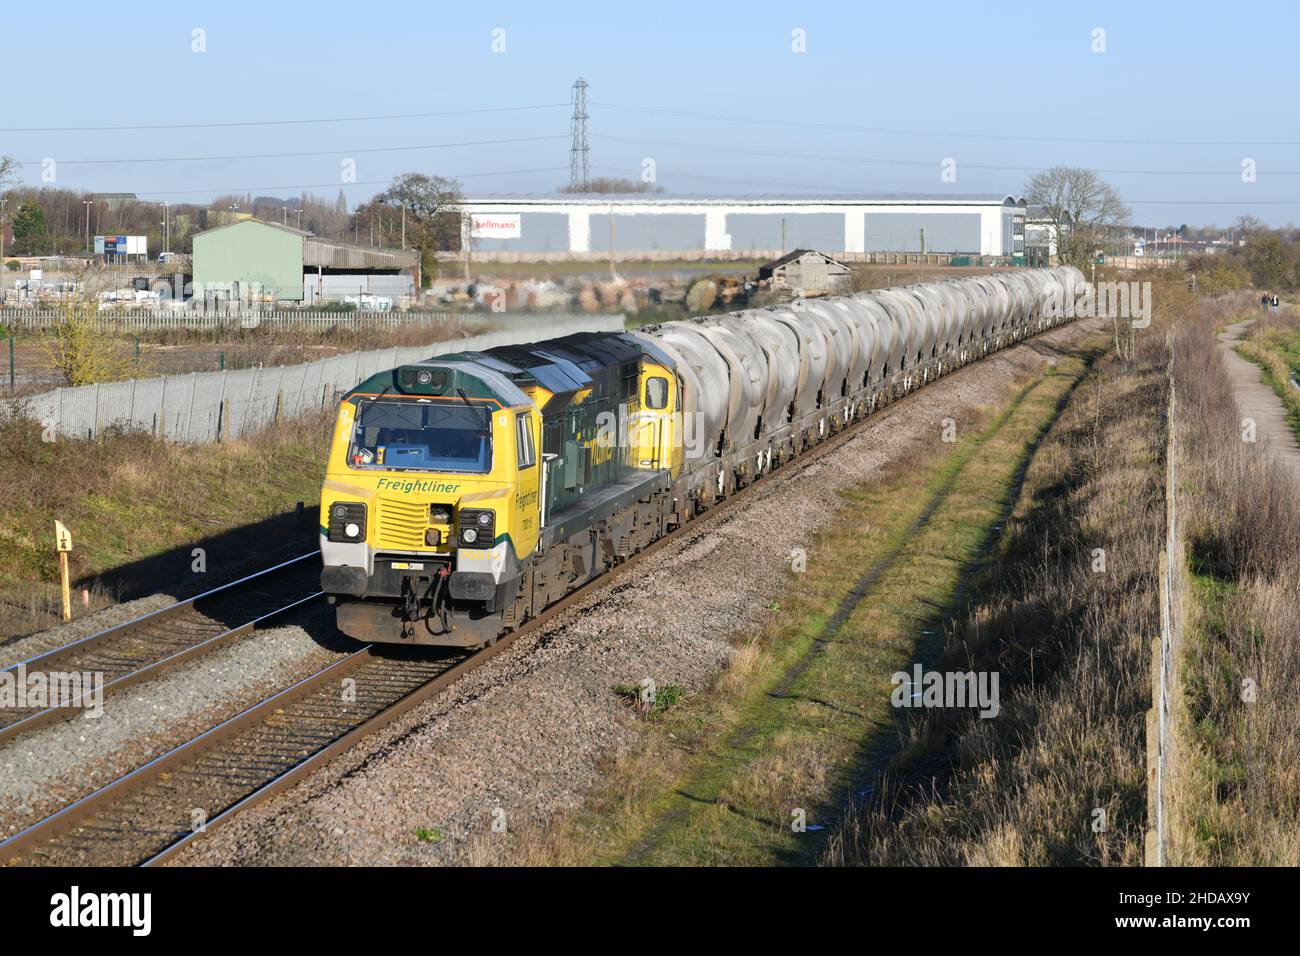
[345,357,532,408]
[346,330,685,410]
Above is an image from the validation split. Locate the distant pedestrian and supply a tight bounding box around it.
[1261,292,1270,312]
[1272,293,1281,313]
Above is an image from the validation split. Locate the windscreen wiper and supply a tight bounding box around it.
[456,388,489,434]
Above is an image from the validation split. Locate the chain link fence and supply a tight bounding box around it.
[9,315,625,443]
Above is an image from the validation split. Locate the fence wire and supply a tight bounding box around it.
[9,315,625,443]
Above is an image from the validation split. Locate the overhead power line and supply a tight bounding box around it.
[592,165,1300,206]
[129,167,569,198]
[595,134,1300,177]
[592,101,1300,148]
[16,135,568,167]
[0,103,569,134]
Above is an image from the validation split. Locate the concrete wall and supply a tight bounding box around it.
[728,213,844,255]
[13,315,626,445]
[472,212,570,253]
[588,213,706,252]
[863,213,982,253]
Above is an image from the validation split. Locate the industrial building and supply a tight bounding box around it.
[192,220,421,305]
[462,194,1028,259]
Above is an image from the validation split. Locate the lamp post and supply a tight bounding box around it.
[160,201,170,255]
[82,200,93,256]
[282,205,287,226]
[0,197,7,261]
[295,208,303,229]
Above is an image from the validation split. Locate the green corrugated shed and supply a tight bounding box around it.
[193,220,305,301]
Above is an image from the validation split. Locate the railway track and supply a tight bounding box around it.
[0,334,1076,866]
[0,553,324,746]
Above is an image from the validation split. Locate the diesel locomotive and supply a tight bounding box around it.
[319,266,1084,647]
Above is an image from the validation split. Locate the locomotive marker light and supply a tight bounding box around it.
[54,520,73,622]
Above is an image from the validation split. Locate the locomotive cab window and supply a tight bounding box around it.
[645,376,669,410]
[516,412,536,468]
[348,399,491,473]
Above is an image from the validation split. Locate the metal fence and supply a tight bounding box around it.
[0,308,470,332]
[1147,375,1182,866]
[8,315,626,444]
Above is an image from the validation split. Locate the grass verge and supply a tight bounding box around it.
[826,332,1165,866]
[500,337,1101,866]
[0,407,331,639]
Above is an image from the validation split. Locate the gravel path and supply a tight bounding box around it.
[163,321,1099,867]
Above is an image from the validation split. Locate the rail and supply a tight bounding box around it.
[0,552,323,747]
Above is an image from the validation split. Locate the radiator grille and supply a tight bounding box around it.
[377,497,427,550]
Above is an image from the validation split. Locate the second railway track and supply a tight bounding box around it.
[0,553,324,746]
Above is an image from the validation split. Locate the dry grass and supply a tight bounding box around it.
[0,405,333,638]
[479,344,1099,866]
[822,309,1176,866]
[1170,297,1300,865]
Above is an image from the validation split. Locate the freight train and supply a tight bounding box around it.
[319,266,1084,647]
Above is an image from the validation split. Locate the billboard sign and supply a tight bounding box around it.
[95,235,147,256]
[470,214,521,240]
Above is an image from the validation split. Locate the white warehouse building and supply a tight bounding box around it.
[461,194,1028,259]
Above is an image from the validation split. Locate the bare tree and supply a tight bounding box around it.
[1024,166,1130,268]
[358,173,463,281]
[557,176,663,195]
[0,156,17,259]
[1233,214,1266,242]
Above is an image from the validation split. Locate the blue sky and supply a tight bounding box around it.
[3,0,1298,226]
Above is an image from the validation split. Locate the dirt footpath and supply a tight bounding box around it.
[1217,319,1300,476]
[168,320,1101,867]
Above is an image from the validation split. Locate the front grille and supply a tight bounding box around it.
[376,497,428,550]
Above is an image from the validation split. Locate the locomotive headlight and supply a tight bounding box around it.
[327,502,367,543]
[457,508,495,548]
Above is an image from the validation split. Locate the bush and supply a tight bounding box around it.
[4,260,19,271]
[40,296,138,386]
[1192,257,1251,295]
